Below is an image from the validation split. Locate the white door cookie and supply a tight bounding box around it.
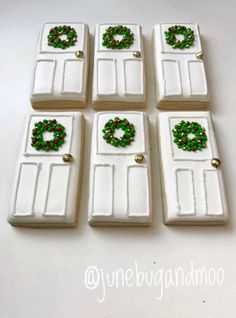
[89,112,151,226]
[8,113,84,227]
[153,23,209,109]
[31,23,89,108]
[92,24,146,109]
[158,111,228,225]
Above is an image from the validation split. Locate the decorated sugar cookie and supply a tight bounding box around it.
[31,22,89,109]
[158,111,228,225]
[8,113,84,227]
[153,23,210,109]
[88,112,152,226]
[92,23,146,109]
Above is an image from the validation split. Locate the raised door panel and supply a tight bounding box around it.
[176,169,195,215]
[13,163,40,216]
[124,59,144,95]
[202,170,223,216]
[188,60,207,96]
[92,164,113,216]
[43,164,71,216]
[127,166,150,216]
[32,60,56,95]
[162,60,182,96]
[97,59,117,96]
[62,60,84,94]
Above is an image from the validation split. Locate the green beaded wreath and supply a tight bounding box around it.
[172,121,207,152]
[165,25,195,49]
[102,117,136,147]
[102,25,134,49]
[31,119,67,152]
[47,25,77,49]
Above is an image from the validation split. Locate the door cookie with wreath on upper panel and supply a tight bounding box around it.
[89,112,152,226]
[92,24,146,109]
[31,23,89,109]
[158,111,228,225]
[153,23,209,109]
[8,112,84,227]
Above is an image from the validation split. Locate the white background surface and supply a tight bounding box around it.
[0,0,236,317]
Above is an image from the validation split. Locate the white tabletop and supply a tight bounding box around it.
[0,0,236,317]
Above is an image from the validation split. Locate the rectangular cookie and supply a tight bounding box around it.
[92,24,146,109]
[31,23,89,108]
[153,23,210,109]
[158,111,228,225]
[89,112,151,226]
[8,112,84,227]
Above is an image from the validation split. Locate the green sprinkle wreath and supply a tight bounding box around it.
[47,25,77,49]
[102,117,136,147]
[172,121,207,152]
[102,25,134,49]
[165,25,195,49]
[31,119,67,152]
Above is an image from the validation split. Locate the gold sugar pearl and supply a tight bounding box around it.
[62,154,73,163]
[134,153,145,164]
[75,50,83,58]
[211,158,221,168]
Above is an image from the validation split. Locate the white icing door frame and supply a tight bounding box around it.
[89,112,152,226]
[92,23,146,107]
[158,111,228,225]
[31,22,89,108]
[8,113,84,227]
[153,23,210,108]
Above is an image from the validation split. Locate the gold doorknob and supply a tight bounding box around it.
[195,51,203,60]
[134,153,144,164]
[133,51,141,58]
[211,158,221,168]
[75,50,83,58]
[62,154,73,163]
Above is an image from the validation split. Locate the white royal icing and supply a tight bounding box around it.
[8,112,84,227]
[158,111,228,224]
[153,23,210,107]
[88,111,152,225]
[30,22,89,106]
[92,23,146,105]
